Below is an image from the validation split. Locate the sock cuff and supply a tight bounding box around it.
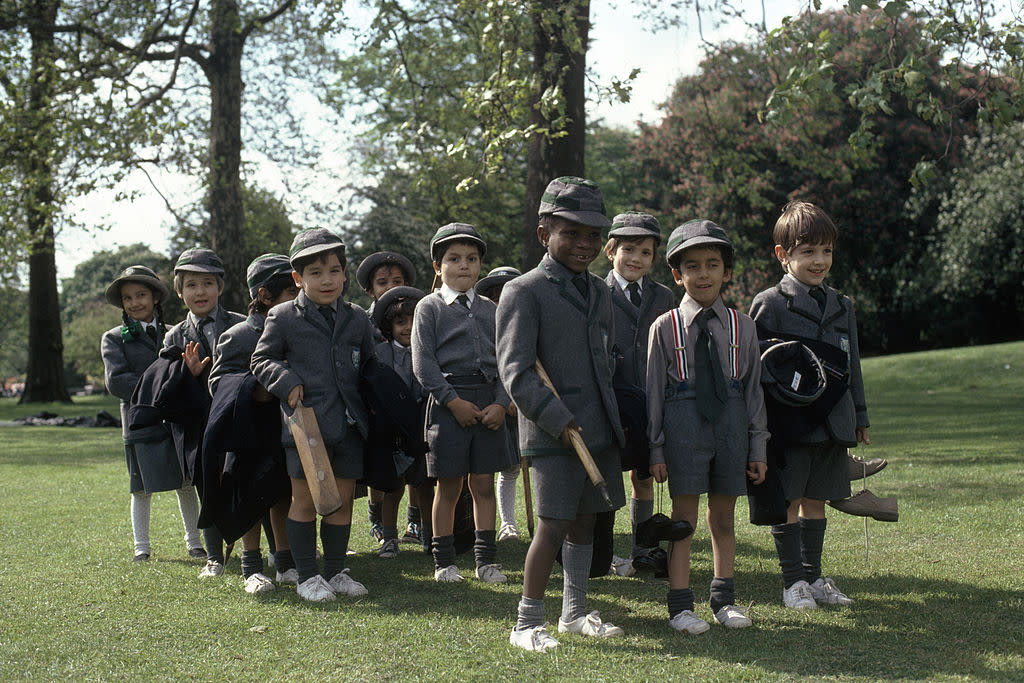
[798,516,827,530]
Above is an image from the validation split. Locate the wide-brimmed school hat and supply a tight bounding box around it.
[760,340,827,407]
[355,251,417,292]
[174,248,225,275]
[665,219,733,266]
[289,228,346,266]
[609,211,662,243]
[371,286,426,328]
[105,265,170,307]
[538,176,611,229]
[429,223,487,260]
[475,266,521,297]
[246,253,293,299]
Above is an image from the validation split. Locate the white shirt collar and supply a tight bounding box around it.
[784,272,813,293]
[391,339,409,352]
[440,282,476,306]
[611,270,641,293]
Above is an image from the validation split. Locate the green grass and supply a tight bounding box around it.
[1,342,1022,681]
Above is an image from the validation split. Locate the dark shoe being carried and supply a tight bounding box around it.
[632,547,669,577]
[828,489,898,522]
[635,513,694,548]
[848,451,887,480]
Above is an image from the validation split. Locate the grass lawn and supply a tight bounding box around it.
[1,342,1022,681]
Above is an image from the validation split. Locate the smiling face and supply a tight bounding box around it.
[672,245,732,308]
[177,273,222,317]
[775,241,833,288]
[294,252,346,305]
[607,236,656,283]
[120,282,156,323]
[434,242,482,293]
[540,217,603,274]
[390,313,414,347]
[368,264,408,300]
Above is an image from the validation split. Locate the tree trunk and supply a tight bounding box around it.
[520,0,590,269]
[21,0,71,404]
[206,0,247,313]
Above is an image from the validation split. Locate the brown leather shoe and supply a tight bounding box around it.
[828,489,898,522]
[848,451,887,480]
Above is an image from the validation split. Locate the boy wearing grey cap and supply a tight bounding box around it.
[412,223,514,584]
[646,219,768,633]
[749,200,870,610]
[164,247,247,577]
[251,229,377,602]
[497,177,627,652]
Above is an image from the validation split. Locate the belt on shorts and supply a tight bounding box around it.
[447,372,493,386]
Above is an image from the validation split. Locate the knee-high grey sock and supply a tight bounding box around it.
[175,485,202,549]
[497,467,519,527]
[203,527,225,564]
[630,497,655,557]
[274,548,295,573]
[286,518,319,583]
[561,541,593,623]
[667,587,695,618]
[515,595,545,630]
[799,516,827,584]
[406,505,420,526]
[320,521,351,580]
[771,522,805,589]
[710,576,736,612]
[474,529,497,568]
[431,534,455,569]
[130,492,152,555]
[241,549,263,579]
[368,500,382,527]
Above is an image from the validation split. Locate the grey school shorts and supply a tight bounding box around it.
[779,440,851,502]
[425,384,515,478]
[663,383,749,497]
[531,445,626,520]
[285,426,365,481]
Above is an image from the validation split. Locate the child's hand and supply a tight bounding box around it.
[182,341,210,377]
[650,463,667,483]
[480,404,506,430]
[856,427,870,445]
[559,419,582,447]
[287,384,304,409]
[447,397,483,427]
[507,402,518,418]
[747,461,767,485]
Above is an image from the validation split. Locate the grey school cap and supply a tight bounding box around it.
[371,285,426,329]
[246,253,293,300]
[475,266,521,297]
[609,211,662,244]
[105,265,170,307]
[429,223,487,260]
[174,248,225,275]
[538,176,611,228]
[665,219,733,266]
[289,228,346,267]
[356,251,417,292]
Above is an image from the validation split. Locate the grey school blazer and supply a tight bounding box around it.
[208,313,265,398]
[251,291,376,447]
[163,306,246,364]
[748,274,868,446]
[496,254,625,458]
[605,272,675,388]
[101,323,166,440]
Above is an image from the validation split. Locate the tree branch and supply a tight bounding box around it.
[241,0,296,41]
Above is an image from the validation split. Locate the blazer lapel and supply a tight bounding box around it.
[541,258,588,316]
[297,292,333,337]
[778,278,823,326]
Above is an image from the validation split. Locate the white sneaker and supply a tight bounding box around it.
[276,568,299,585]
[328,568,368,596]
[267,553,276,568]
[557,611,624,638]
[783,579,818,610]
[714,604,752,628]
[198,560,224,578]
[434,564,464,583]
[497,522,520,542]
[379,538,399,559]
[243,573,275,595]
[296,575,336,602]
[810,577,853,606]
[668,609,710,634]
[609,555,636,577]
[476,563,508,584]
[509,624,559,652]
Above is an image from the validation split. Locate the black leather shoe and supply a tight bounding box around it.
[636,513,695,547]
[132,552,150,562]
[631,547,668,575]
[187,546,207,559]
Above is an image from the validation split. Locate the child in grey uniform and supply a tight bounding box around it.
[647,220,768,633]
[749,200,870,610]
[412,223,514,584]
[498,177,627,652]
[100,265,203,561]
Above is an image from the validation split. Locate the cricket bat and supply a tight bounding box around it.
[287,404,344,516]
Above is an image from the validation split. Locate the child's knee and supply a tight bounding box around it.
[631,473,654,498]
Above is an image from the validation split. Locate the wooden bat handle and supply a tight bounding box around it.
[534,361,613,507]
